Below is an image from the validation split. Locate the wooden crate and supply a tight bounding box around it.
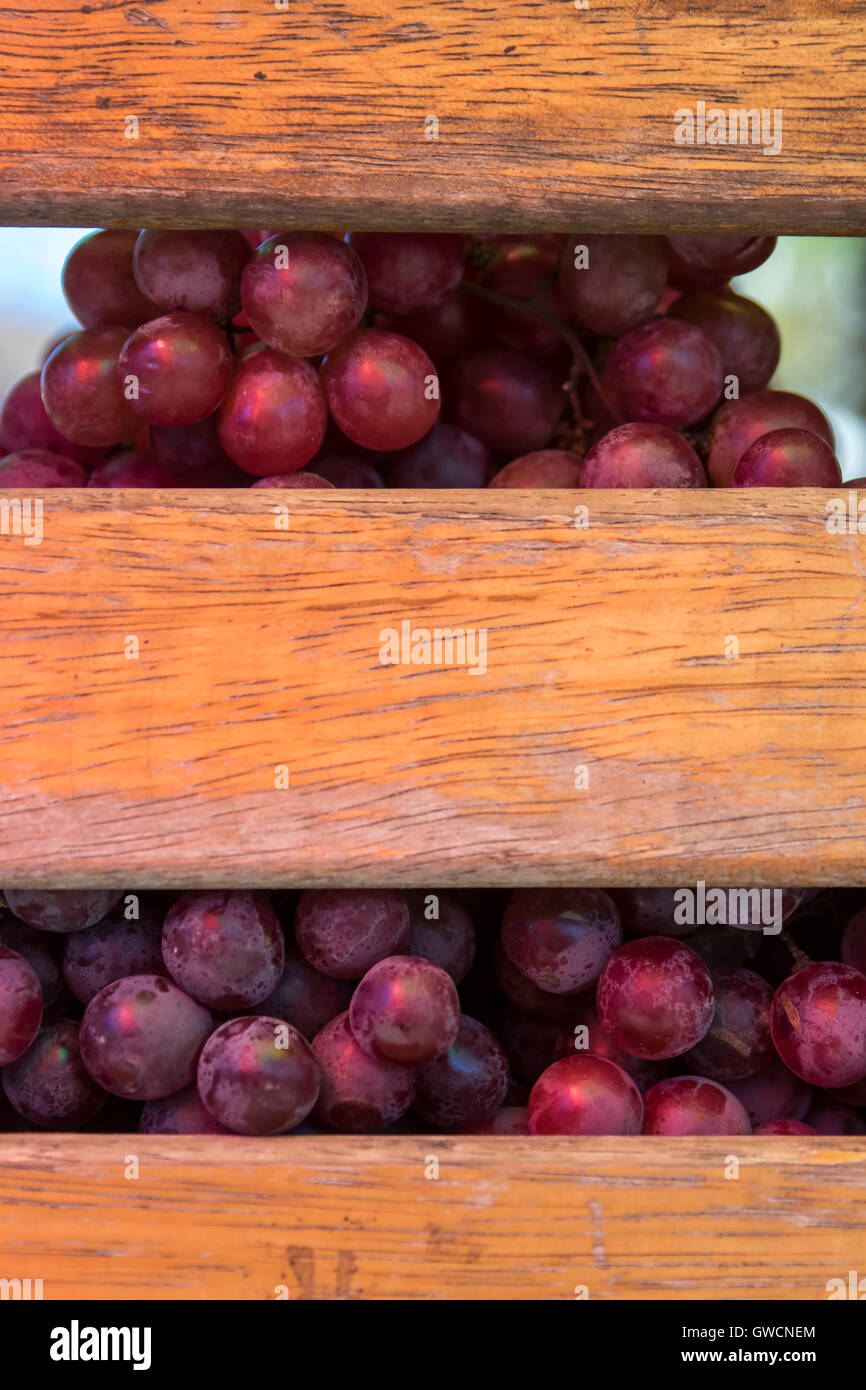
[1,0,865,1304]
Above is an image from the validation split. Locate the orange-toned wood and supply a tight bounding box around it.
[1,2,865,231]
[0,489,863,887]
[0,1134,864,1300]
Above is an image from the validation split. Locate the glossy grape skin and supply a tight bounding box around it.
[162,890,284,1011]
[707,388,835,486]
[307,454,384,488]
[602,319,723,430]
[404,891,477,984]
[79,974,213,1100]
[610,888,693,938]
[321,329,440,452]
[552,998,672,1092]
[754,1118,816,1135]
[0,944,43,1065]
[528,1055,644,1136]
[350,233,465,314]
[493,938,582,1018]
[413,1014,509,1129]
[6,889,122,934]
[725,1056,813,1126]
[62,230,157,328]
[501,888,622,995]
[87,451,190,488]
[465,1105,530,1135]
[580,422,706,488]
[149,415,248,486]
[806,1093,866,1135]
[667,290,780,394]
[0,371,108,465]
[0,449,87,488]
[642,1076,751,1135]
[295,889,409,980]
[133,230,251,319]
[488,449,584,489]
[218,349,327,476]
[375,291,483,367]
[140,1084,230,1135]
[197,1015,320,1135]
[0,923,63,1009]
[470,234,564,297]
[349,955,459,1063]
[732,427,842,487]
[683,968,773,1081]
[557,234,668,337]
[770,962,866,1088]
[387,422,495,488]
[448,347,564,457]
[62,902,164,1004]
[241,232,367,356]
[252,471,335,489]
[312,1009,414,1131]
[117,312,233,426]
[41,326,140,447]
[665,235,777,290]
[597,937,715,1060]
[248,941,353,1040]
[1,1018,106,1129]
[841,907,866,974]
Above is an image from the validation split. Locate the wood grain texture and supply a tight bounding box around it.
[1,1,865,230]
[0,489,863,887]
[0,1134,864,1300]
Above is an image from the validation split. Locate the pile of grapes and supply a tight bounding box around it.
[0,230,852,491]
[2,885,866,1136]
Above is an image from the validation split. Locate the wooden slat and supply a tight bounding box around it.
[0,1134,864,1299]
[0,489,863,887]
[1,1,865,231]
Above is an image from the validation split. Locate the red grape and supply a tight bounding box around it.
[581,422,706,487]
[241,232,367,356]
[140,1084,230,1134]
[251,471,335,489]
[295,889,409,979]
[642,1076,751,1135]
[668,289,780,393]
[465,1105,529,1135]
[610,888,693,938]
[732,427,842,487]
[770,962,866,1088]
[500,1004,563,1084]
[806,1092,866,1135]
[87,451,189,488]
[118,312,233,426]
[387,422,495,488]
[665,235,777,290]
[0,449,86,487]
[218,349,327,476]
[557,234,668,337]
[707,388,834,487]
[0,944,43,1065]
[350,233,465,313]
[197,1015,320,1135]
[683,967,773,1081]
[133,230,251,319]
[725,1056,813,1126]
[321,329,440,451]
[488,449,584,489]
[448,347,563,456]
[1,1018,106,1129]
[62,900,164,1003]
[80,974,213,1099]
[552,998,671,1091]
[404,891,476,983]
[0,371,107,465]
[501,887,621,994]
[470,234,563,297]
[0,923,63,1009]
[602,319,723,429]
[6,889,122,934]
[41,326,138,446]
[528,1054,644,1135]
[375,291,482,367]
[306,454,384,487]
[312,1009,414,1131]
[162,890,285,1010]
[493,937,581,1018]
[249,940,352,1040]
[413,1014,509,1129]
[596,937,715,1059]
[754,1118,816,1135]
[349,955,460,1063]
[149,414,248,486]
[62,230,157,329]
[842,907,866,974]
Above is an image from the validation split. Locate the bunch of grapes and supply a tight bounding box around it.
[0,230,846,492]
[2,883,865,1136]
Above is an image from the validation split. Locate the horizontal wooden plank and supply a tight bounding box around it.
[1,1134,864,1299]
[0,489,863,887]
[1,2,865,230]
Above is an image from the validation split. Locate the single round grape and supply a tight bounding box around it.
[198,1015,320,1135]
[252,471,336,489]
[387,422,495,488]
[806,1093,866,1135]
[6,889,122,934]
[754,1118,816,1135]
[321,329,440,451]
[557,233,668,337]
[295,889,409,980]
[665,234,776,290]
[312,1009,414,1131]
[725,1056,813,1126]
[140,1084,230,1134]
[149,415,248,486]
[0,449,86,488]
[133,230,251,319]
[465,1105,529,1135]
[499,1005,563,1085]
[375,291,482,367]
[552,998,672,1092]
[770,962,866,1088]
[528,1054,644,1135]
[602,319,723,429]
[218,349,327,476]
[307,454,384,487]
[470,234,564,297]
[349,232,465,314]
[162,890,284,1011]
[707,388,834,486]
[241,232,367,356]
[249,940,352,1040]
[609,888,693,937]
[413,1014,509,1129]
[117,312,233,426]
[0,922,63,1009]
[488,449,584,489]
[667,289,780,394]
[349,955,460,1064]
[683,967,773,1081]
[448,347,564,456]
[41,326,139,447]
[404,890,476,983]
[62,230,157,328]
[642,1076,751,1135]
[1,1018,106,1129]
[501,888,622,995]
[493,937,582,1018]
[841,906,866,974]
[62,901,164,1004]
[0,371,108,464]
[80,974,213,1100]
[0,944,43,1065]
[732,427,842,487]
[596,937,715,1059]
[87,451,189,488]
[581,422,706,487]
